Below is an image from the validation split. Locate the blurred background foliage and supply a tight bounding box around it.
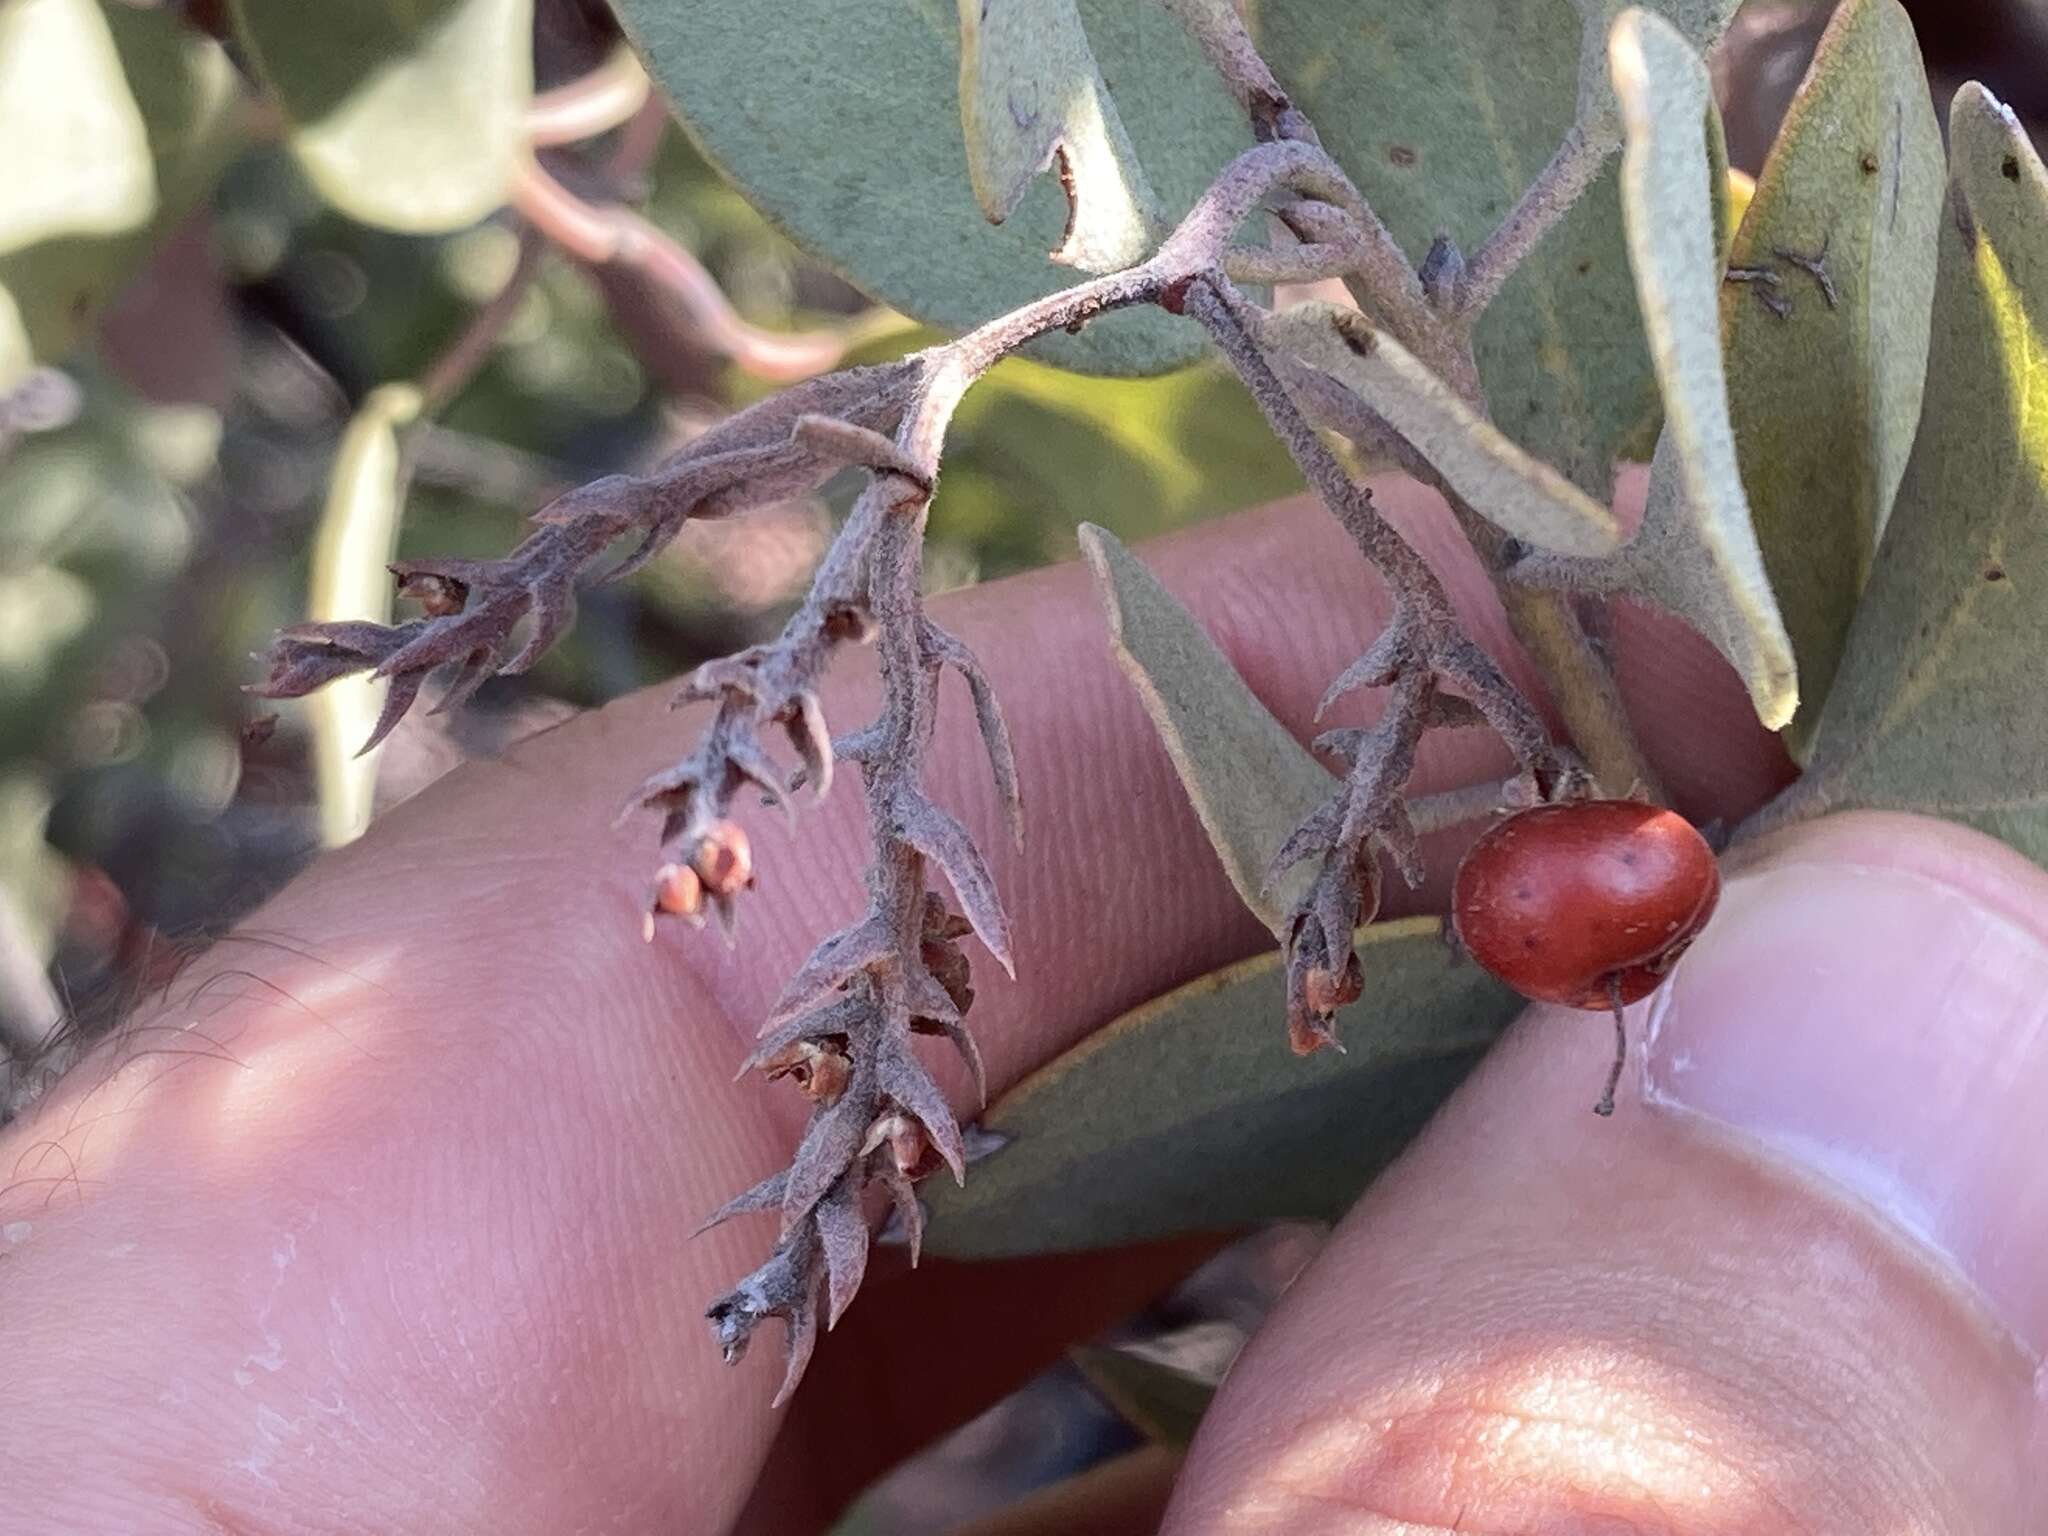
[0,0,2043,1527]
[1,0,2043,1074]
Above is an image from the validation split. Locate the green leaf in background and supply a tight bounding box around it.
[0,0,241,387]
[1247,0,1654,494]
[1721,0,1944,757]
[230,0,533,235]
[0,372,212,961]
[304,383,422,847]
[1761,86,2048,866]
[1259,300,1622,557]
[614,0,1248,375]
[1539,10,1797,730]
[1079,525,1333,933]
[920,917,1521,1258]
[1069,1344,1218,1448]
[0,374,206,757]
[957,0,1163,274]
[0,0,154,250]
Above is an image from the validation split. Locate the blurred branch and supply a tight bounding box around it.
[510,156,861,383]
[417,223,550,415]
[524,46,652,146]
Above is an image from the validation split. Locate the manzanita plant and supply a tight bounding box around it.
[10,0,2043,1425]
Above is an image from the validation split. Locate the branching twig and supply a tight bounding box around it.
[1178,277,1576,1049]
[1158,0,1444,364]
[255,133,1575,1401]
[1163,0,1651,796]
[252,359,928,748]
[685,141,1429,1395]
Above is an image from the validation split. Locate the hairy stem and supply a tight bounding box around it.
[1171,7,1651,797]
[1407,776,1521,835]
[1455,124,1615,319]
[1158,0,1443,363]
[1495,561,1664,797]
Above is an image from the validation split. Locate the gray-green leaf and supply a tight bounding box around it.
[1758,86,2048,867]
[1260,300,1622,557]
[620,0,1247,374]
[957,0,1163,273]
[1079,523,1334,933]
[230,0,533,234]
[0,0,241,385]
[1721,0,1944,757]
[1533,10,1797,729]
[920,917,1521,1257]
[1247,0,1655,493]
[1570,0,1742,145]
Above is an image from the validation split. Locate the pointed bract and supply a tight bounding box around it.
[815,1175,872,1328]
[896,796,1015,977]
[875,1042,968,1184]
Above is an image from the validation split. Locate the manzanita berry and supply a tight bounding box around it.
[1452,799,1720,1114]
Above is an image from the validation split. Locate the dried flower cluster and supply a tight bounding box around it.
[255,12,1595,1400]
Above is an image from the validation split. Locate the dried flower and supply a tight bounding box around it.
[860,1110,935,1180]
[762,1038,852,1105]
[1303,951,1364,1017]
[395,568,468,617]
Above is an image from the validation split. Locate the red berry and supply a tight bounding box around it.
[1451,800,1719,1010]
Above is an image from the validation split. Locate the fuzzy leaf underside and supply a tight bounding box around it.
[1570,0,1742,143]
[1078,524,1334,934]
[956,0,1163,274]
[618,0,1249,375]
[1610,10,1798,729]
[1260,301,1622,557]
[305,384,422,847]
[920,917,1521,1258]
[1721,0,1944,758]
[1246,0,1656,494]
[1765,87,2048,868]
[0,0,241,386]
[230,0,534,234]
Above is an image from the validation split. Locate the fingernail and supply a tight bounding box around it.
[1645,827,2048,1356]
